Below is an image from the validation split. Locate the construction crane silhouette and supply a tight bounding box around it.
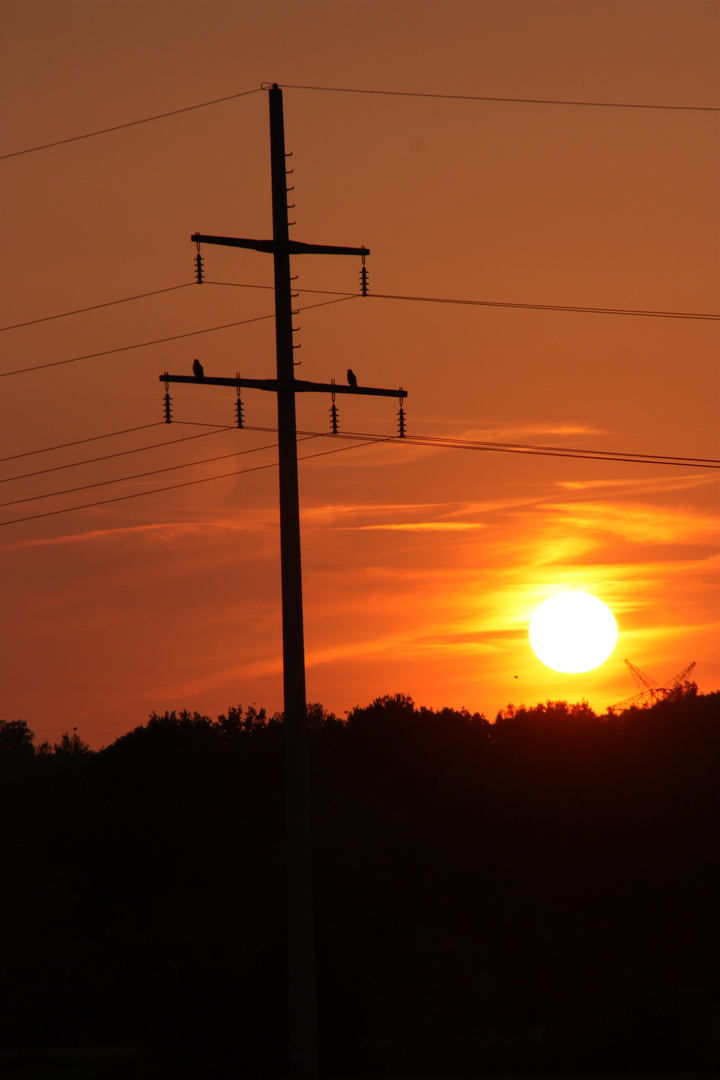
[610,659,696,712]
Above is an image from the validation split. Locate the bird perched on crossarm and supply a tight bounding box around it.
[347,368,357,389]
[193,359,204,379]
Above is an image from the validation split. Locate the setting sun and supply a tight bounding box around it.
[529,592,618,674]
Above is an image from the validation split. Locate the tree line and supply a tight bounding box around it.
[0,686,718,1077]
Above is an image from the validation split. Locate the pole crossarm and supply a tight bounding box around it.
[160,372,276,391]
[192,231,369,258]
[160,372,406,399]
[296,380,404,398]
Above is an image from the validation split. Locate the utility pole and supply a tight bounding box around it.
[159,84,406,1080]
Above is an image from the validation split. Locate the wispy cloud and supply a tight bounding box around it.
[458,421,607,441]
[141,629,424,702]
[537,499,720,544]
[1,515,276,552]
[555,473,717,496]
[352,522,486,532]
[141,655,285,702]
[302,495,542,530]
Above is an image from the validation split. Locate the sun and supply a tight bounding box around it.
[529,591,618,673]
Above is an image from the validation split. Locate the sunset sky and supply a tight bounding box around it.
[1,0,718,748]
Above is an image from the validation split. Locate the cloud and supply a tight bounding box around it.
[0,515,275,552]
[352,522,487,532]
[414,628,527,646]
[301,495,542,531]
[555,473,717,496]
[458,422,607,441]
[537,499,720,545]
[142,628,427,702]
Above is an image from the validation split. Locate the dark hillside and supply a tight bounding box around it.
[0,689,718,1077]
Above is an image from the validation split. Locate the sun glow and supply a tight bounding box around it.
[529,591,618,674]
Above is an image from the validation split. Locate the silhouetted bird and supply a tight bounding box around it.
[193,359,204,379]
[347,368,357,389]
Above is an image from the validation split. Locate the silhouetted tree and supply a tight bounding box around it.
[0,717,35,757]
[53,729,92,755]
[0,688,717,1075]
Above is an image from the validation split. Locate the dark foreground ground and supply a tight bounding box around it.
[0,1057,717,1080]
[1,689,718,1078]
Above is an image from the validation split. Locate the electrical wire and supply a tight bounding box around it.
[394,432,720,469]
[0,426,232,485]
[291,426,720,469]
[0,423,164,464]
[2,425,716,528]
[3,81,713,165]
[248,423,720,469]
[0,284,194,333]
[370,292,719,322]
[0,436,304,509]
[0,458,283,526]
[2,275,715,370]
[0,294,357,378]
[0,434,382,527]
[275,82,720,112]
[0,313,275,378]
[207,281,719,321]
[0,88,261,161]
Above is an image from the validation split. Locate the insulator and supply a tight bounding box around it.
[163,391,173,424]
[360,264,369,297]
[397,404,406,439]
[195,251,204,284]
[235,397,244,429]
[330,402,339,435]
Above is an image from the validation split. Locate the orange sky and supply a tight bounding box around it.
[1,1,718,748]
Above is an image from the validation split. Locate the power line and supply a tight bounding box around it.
[2,424,715,528]
[0,313,275,378]
[370,292,720,322]
[0,426,231,485]
[275,82,720,113]
[0,88,261,161]
[394,431,720,468]
[0,295,357,378]
[0,434,382,527]
[3,81,713,165]
[0,436,301,510]
[292,427,720,469]
[0,284,194,333]
[2,278,714,372]
[383,285,720,322]
[0,458,283,526]
[0,423,164,464]
[189,423,720,469]
[208,281,719,321]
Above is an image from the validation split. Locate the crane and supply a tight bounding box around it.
[609,659,696,712]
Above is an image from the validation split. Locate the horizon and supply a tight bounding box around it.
[9,680,713,754]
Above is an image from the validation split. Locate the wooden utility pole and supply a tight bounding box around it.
[159,84,406,1080]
